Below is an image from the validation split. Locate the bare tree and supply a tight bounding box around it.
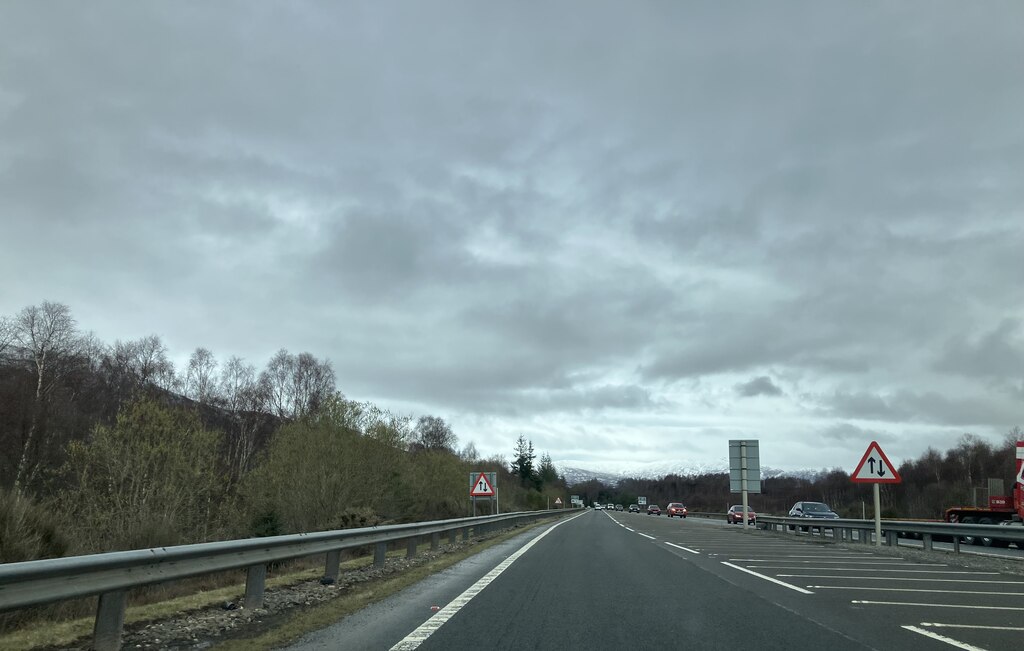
[219,356,268,481]
[184,347,219,404]
[134,335,173,386]
[261,349,296,418]
[11,301,80,492]
[0,315,14,359]
[413,415,457,452]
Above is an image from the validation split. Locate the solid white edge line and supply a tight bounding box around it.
[720,562,813,594]
[624,527,635,532]
[855,600,1024,611]
[638,532,656,540]
[901,625,986,651]
[389,512,586,650]
[922,622,1024,632]
[665,542,700,555]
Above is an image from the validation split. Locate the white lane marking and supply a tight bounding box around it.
[922,622,1024,632]
[855,600,1024,611]
[750,567,994,574]
[780,575,1020,584]
[720,562,814,594]
[624,527,635,532]
[810,586,1024,596]
[389,513,584,650]
[731,559,944,566]
[901,625,986,650]
[638,533,656,540]
[665,542,700,555]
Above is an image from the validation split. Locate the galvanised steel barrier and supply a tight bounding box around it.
[0,509,572,650]
[754,515,1024,550]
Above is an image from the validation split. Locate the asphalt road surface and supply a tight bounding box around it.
[286,510,1024,651]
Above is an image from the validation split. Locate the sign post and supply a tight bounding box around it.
[851,441,902,547]
[729,440,761,530]
[470,472,498,515]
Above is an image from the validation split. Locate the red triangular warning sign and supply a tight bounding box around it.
[851,441,902,484]
[470,472,495,496]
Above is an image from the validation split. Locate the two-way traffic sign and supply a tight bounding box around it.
[851,441,902,484]
[470,472,496,496]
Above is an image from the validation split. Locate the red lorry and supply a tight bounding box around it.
[943,441,1024,547]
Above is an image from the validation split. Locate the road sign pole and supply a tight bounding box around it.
[873,483,881,547]
[741,441,749,530]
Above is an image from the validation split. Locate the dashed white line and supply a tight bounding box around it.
[665,542,700,555]
[624,527,635,532]
[901,625,986,650]
[720,562,814,594]
[779,575,1020,584]
[855,600,1024,611]
[638,532,656,540]
[750,567,994,574]
[389,513,584,650]
[922,622,1024,632]
[810,586,1024,596]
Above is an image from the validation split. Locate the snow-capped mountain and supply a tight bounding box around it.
[557,459,812,486]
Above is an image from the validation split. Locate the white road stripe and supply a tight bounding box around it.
[624,527,635,532]
[732,559,943,566]
[810,586,1024,596]
[901,625,986,650]
[720,562,814,594]
[855,600,1024,611]
[780,575,1020,584]
[665,542,700,555]
[750,567,993,574]
[922,622,1024,632]
[389,513,584,650]
[638,533,656,540]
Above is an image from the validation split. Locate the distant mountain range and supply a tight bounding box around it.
[557,459,821,486]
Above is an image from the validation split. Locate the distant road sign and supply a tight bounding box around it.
[470,472,496,496]
[638,496,647,505]
[851,441,902,484]
[554,497,562,505]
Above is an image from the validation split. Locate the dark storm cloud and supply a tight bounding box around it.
[1,1,1022,466]
[735,376,783,398]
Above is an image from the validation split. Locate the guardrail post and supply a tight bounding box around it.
[374,542,387,567]
[449,528,457,545]
[952,534,960,554]
[462,527,469,542]
[244,564,266,609]
[324,549,341,581]
[93,590,127,651]
[862,528,871,545]
[431,532,441,551]
[886,531,896,547]
[923,533,933,551]
[407,537,418,558]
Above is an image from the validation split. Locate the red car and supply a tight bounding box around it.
[727,505,756,525]
[647,504,661,515]
[666,503,688,518]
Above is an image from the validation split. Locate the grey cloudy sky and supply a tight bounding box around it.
[2,2,1022,473]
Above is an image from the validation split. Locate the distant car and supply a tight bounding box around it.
[788,501,839,530]
[727,505,756,525]
[647,504,661,515]
[666,503,688,518]
[628,504,640,513]
[615,504,624,511]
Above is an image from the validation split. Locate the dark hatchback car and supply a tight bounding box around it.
[788,501,839,530]
[647,504,661,515]
[628,504,640,513]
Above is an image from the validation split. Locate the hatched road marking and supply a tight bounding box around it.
[720,562,814,594]
[901,625,986,650]
[665,542,700,555]
[854,600,1024,611]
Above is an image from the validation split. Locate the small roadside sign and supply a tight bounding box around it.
[851,441,902,484]
[638,496,647,505]
[554,497,562,505]
[470,472,496,496]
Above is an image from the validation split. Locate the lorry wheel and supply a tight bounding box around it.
[960,516,978,545]
[978,518,995,547]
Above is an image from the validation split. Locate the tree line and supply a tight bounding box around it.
[569,430,1023,519]
[0,301,568,564]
